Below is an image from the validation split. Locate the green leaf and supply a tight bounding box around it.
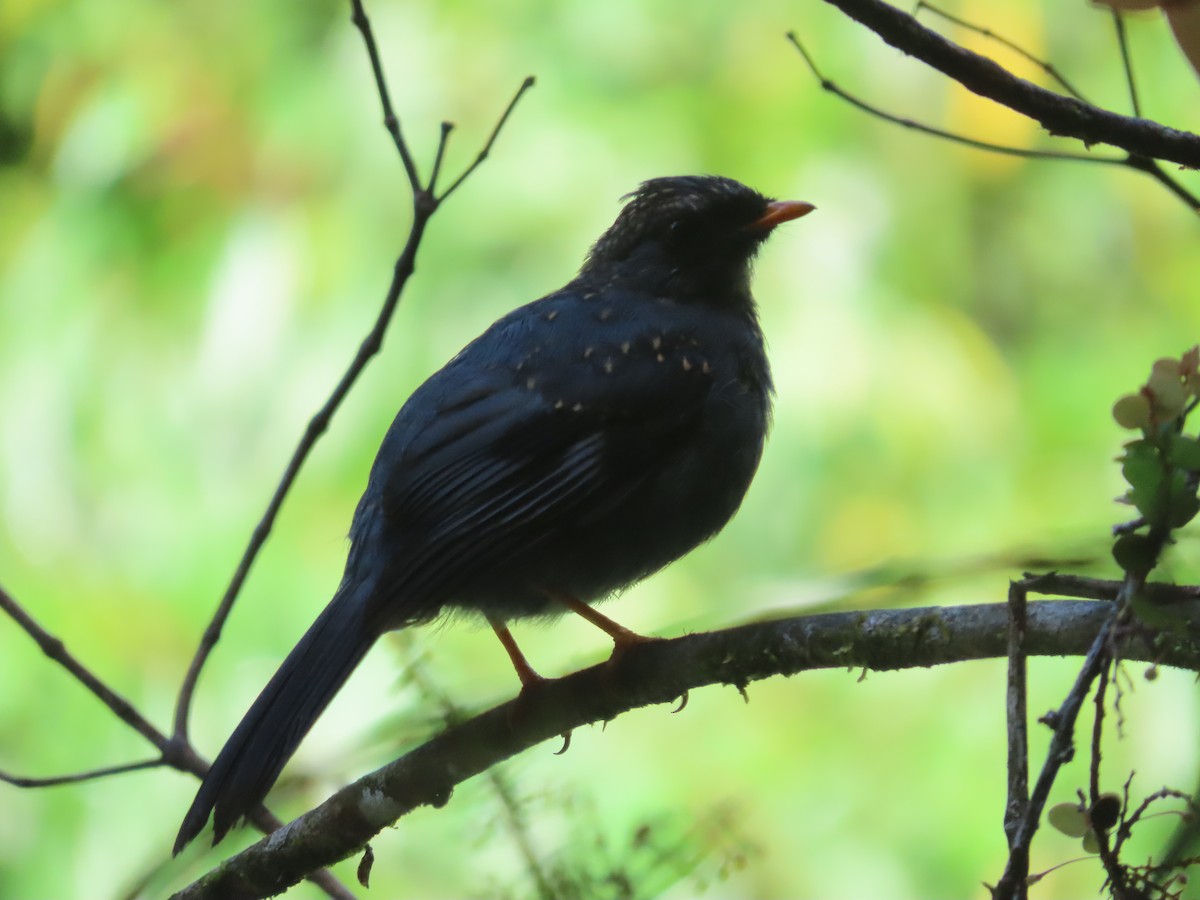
[1130,588,1198,633]
[1113,393,1151,430]
[1169,472,1200,527]
[1121,440,1166,521]
[1170,435,1200,471]
[1048,802,1089,838]
[1113,533,1158,573]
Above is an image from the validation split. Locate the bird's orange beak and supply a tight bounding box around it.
[746,200,816,233]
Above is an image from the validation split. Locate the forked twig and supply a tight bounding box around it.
[171,22,532,745]
[0,584,166,750]
[438,76,535,201]
[0,588,351,900]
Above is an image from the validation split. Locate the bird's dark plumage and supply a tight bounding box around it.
[174,175,813,853]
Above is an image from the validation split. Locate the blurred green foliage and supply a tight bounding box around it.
[1,0,1199,897]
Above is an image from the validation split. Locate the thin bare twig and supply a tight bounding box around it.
[1019,572,1200,606]
[0,757,164,788]
[915,1,1091,103]
[1123,152,1200,211]
[812,0,1200,212]
[1089,664,1108,812]
[1088,658,1132,898]
[1003,579,1030,888]
[0,585,354,899]
[1017,572,1119,601]
[438,75,536,201]
[1111,11,1142,119]
[170,205,428,744]
[348,0,421,189]
[0,584,165,750]
[787,32,1103,163]
[428,121,454,197]
[1130,788,1197,838]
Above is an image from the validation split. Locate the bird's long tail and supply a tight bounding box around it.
[173,579,376,854]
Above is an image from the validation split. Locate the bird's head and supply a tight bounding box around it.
[579,175,814,309]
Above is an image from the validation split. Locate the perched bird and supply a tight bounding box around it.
[174,175,814,853]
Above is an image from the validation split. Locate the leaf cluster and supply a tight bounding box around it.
[1112,348,1200,573]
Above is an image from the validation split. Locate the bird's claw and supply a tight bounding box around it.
[554,730,573,755]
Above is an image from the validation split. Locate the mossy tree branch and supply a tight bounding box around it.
[171,598,1200,899]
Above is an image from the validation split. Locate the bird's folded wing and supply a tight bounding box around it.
[367,341,715,617]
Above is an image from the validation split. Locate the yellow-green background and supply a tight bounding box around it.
[2,0,1198,897]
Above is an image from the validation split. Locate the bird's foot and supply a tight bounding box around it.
[512,661,551,695]
[505,670,573,756]
[489,616,550,693]
[605,628,663,666]
[505,668,551,730]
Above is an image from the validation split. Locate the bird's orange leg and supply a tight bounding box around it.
[548,593,658,655]
[550,595,685,709]
[487,615,548,690]
[489,616,571,746]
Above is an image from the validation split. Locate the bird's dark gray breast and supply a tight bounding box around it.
[352,286,772,627]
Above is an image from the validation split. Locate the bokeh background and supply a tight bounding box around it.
[2,0,1199,897]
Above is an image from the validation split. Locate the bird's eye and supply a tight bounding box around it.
[666,219,698,241]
